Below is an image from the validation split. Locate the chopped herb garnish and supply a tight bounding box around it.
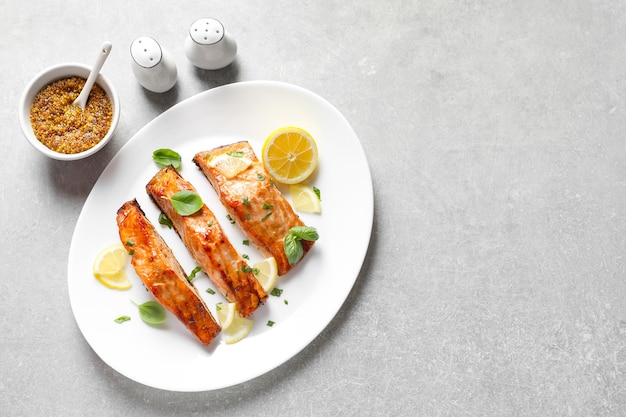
[114,315,131,324]
[226,214,235,224]
[152,148,182,170]
[207,220,213,227]
[262,203,273,210]
[257,173,265,180]
[243,239,250,246]
[188,266,202,281]
[267,320,275,327]
[241,264,254,273]
[170,190,203,216]
[261,211,273,221]
[216,302,222,311]
[284,300,289,305]
[158,212,173,229]
[245,213,251,221]
[226,151,244,158]
[125,240,135,256]
[270,288,283,297]
[242,196,250,206]
[313,186,321,201]
[242,253,250,260]
[206,288,216,295]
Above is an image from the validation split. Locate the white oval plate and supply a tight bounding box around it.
[68,81,373,392]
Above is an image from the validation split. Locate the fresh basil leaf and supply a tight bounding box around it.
[289,226,319,242]
[152,148,182,169]
[158,212,173,229]
[284,233,304,265]
[133,300,167,325]
[171,190,203,216]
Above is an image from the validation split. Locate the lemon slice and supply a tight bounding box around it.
[253,257,278,292]
[262,126,318,184]
[209,153,253,179]
[216,302,236,330]
[290,184,321,213]
[92,244,132,290]
[216,302,254,344]
[225,314,255,345]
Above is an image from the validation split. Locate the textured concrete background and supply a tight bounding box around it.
[3,1,626,416]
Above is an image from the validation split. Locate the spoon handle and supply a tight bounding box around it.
[74,41,112,109]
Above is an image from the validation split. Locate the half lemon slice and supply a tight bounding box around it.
[217,302,255,344]
[290,184,321,213]
[92,244,132,290]
[209,153,253,179]
[253,257,278,292]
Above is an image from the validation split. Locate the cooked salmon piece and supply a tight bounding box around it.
[146,166,267,318]
[193,141,314,276]
[116,199,220,345]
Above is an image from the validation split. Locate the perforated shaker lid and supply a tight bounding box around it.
[188,18,224,45]
[130,37,162,68]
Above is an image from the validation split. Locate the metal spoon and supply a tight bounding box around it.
[73,41,112,110]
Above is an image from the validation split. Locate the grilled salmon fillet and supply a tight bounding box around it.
[116,199,220,345]
[193,141,314,276]
[146,166,267,318]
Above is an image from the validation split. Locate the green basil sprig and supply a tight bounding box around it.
[158,212,173,229]
[152,148,182,170]
[132,300,167,325]
[171,190,203,216]
[283,226,319,265]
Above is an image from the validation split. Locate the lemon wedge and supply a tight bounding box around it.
[253,257,278,292]
[262,126,318,184]
[92,244,132,290]
[217,302,254,344]
[290,184,321,213]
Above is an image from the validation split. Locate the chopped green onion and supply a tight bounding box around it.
[114,315,131,324]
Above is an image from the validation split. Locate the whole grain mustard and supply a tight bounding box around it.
[30,76,112,154]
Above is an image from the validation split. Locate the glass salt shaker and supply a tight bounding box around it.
[130,36,177,93]
[184,18,237,70]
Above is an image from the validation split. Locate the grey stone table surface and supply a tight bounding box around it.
[2,1,626,416]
